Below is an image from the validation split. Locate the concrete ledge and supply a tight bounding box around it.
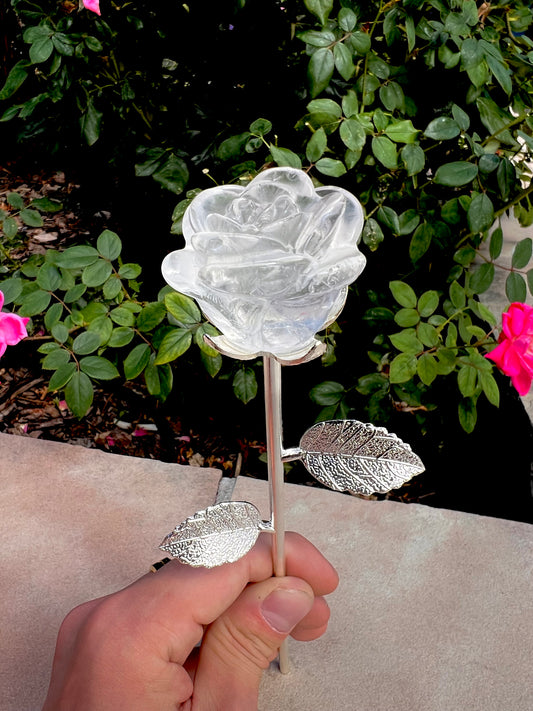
[1,433,532,710]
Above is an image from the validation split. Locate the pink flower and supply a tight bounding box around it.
[0,290,29,357]
[83,0,100,16]
[485,302,533,396]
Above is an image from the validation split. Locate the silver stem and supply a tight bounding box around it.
[263,355,290,674]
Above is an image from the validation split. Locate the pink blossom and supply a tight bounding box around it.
[83,0,101,16]
[0,290,29,357]
[485,302,533,396]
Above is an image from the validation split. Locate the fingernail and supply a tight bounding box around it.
[260,589,312,634]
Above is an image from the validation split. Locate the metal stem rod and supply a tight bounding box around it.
[263,354,290,673]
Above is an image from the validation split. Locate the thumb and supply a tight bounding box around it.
[190,576,315,710]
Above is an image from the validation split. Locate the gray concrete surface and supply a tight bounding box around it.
[1,433,532,710]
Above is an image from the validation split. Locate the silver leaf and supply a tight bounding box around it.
[299,420,425,496]
[159,501,263,568]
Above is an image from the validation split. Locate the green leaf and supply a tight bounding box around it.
[108,327,135,348]
[97,230,122,261]
[2,216,19,239]
[496,158,515,201]
[20,208,44,227]
[377,206,400,235]
[338,7,357,32]
[398,209,420,235]
[249,118,272,136]
[306,127,327,163]
[467,193,494,234]
[389,353,417,383]
[124,343,151,379]
[82,259,113,287]
[340,119,366,152]
[362,218,384,250]
[372,136,397,170]
[308,48,334,97]
[29,36,54,63]
[298,29,336,47]
[44,301,63,330]
[390,329,423,353]
[424,117,461,140]
[458,364,477,397]
[334,42,355,80]
[51,322,69,343]
[154,328,192,364]
[410,222,433,261]
[37,264,61,292]
[233,367,258,404]
[144,359,161,396]
[80,356,119,380]
[384,119,417,144]
[30,196,63,212]
[450,280,466,309]
[0,278,23,304]
[269,144,302,169]
[87,315,113,346]
[469,262,495,294]
[80,99,103,146]
[304,0,333,25]
[194,322,220,356]
[118,263,142,279]
[42,348,71,370]
[64,283,87,304]
[401,144,425,176]
[65,371,94,419]
[476,97,515,146]
[434,161,478,186]
[0,61,29,100]
[315,157,346,177]
[489,226,503,259]
[48,362,76,391]
[165,291,201,324]
[309,380,345,405]
[506,272,527,303]
[512,238,532,269]
[480,371,500,407]
[110,306,135,327]
[380,82,405,112]
[7,192,24,209]
[72,331,101,355]
[417,322,440,348]
[18,289,51,317]
[390,280,417,308]
[307,98,342,117]
[103,275,122,300]
[418,290,439,317]
[417,353,438,386]
[451,104,470,131]
[458,397,477,433]
[350,31,371,55]
[342,89,358,118]
[156,362,174,400]
[56,245,99,269]
[152,153,189,194]
[136,301,167,332]
[201,351,223,378]
[395,308,420,327]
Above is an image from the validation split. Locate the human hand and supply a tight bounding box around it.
[42,532,338,710]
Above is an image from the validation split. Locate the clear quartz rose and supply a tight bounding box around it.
[162,167,366,360]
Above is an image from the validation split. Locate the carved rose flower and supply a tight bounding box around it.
[162,167,365,360]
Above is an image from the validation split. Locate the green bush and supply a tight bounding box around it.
[2,0,533,432]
